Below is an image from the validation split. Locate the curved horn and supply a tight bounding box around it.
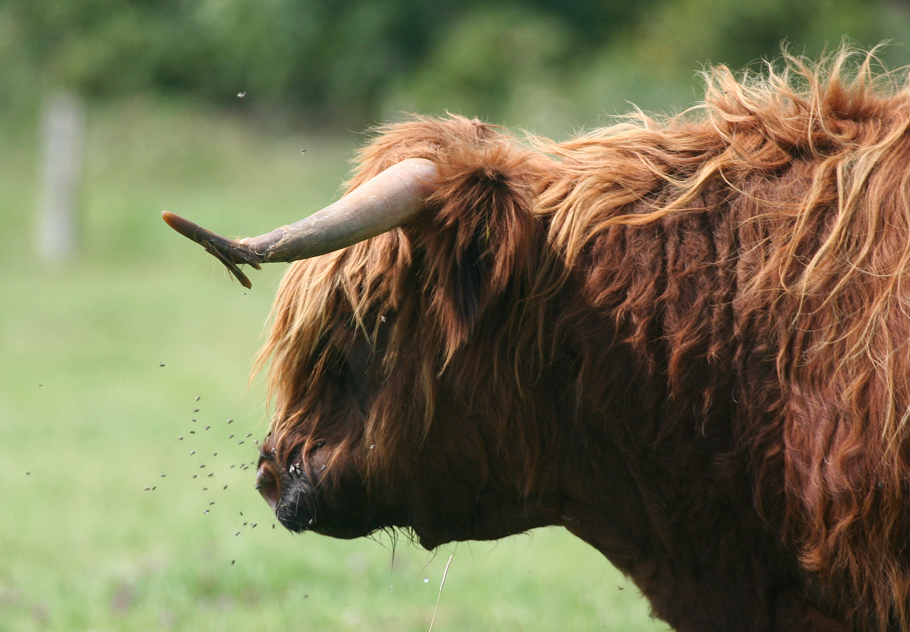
[162,157,438,288]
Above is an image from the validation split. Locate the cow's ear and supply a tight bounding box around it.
[411,142,543,358]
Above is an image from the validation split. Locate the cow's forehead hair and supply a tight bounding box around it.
[251,228,419,456]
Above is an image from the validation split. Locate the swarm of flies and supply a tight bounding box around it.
[140,394,275,564]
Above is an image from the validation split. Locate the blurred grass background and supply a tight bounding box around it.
[3,1,910,630]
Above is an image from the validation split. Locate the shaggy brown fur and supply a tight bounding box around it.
[256,50,910,631]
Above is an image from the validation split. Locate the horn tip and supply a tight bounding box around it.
[161,210,194,237]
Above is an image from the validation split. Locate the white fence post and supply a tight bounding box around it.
[37,91,85,265]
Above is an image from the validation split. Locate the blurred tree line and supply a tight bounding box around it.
[3,0,910,131]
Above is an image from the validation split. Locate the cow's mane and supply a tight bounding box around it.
[537,50,910,629]
[257,49,910,630]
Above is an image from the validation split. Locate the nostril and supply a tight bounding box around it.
[255,461,281,511]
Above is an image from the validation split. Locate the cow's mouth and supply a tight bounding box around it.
[256,455,319,532]
[256,453,396,538]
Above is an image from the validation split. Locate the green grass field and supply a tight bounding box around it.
[0,99,666,631]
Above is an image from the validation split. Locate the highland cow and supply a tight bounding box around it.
[164,52,910,631]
